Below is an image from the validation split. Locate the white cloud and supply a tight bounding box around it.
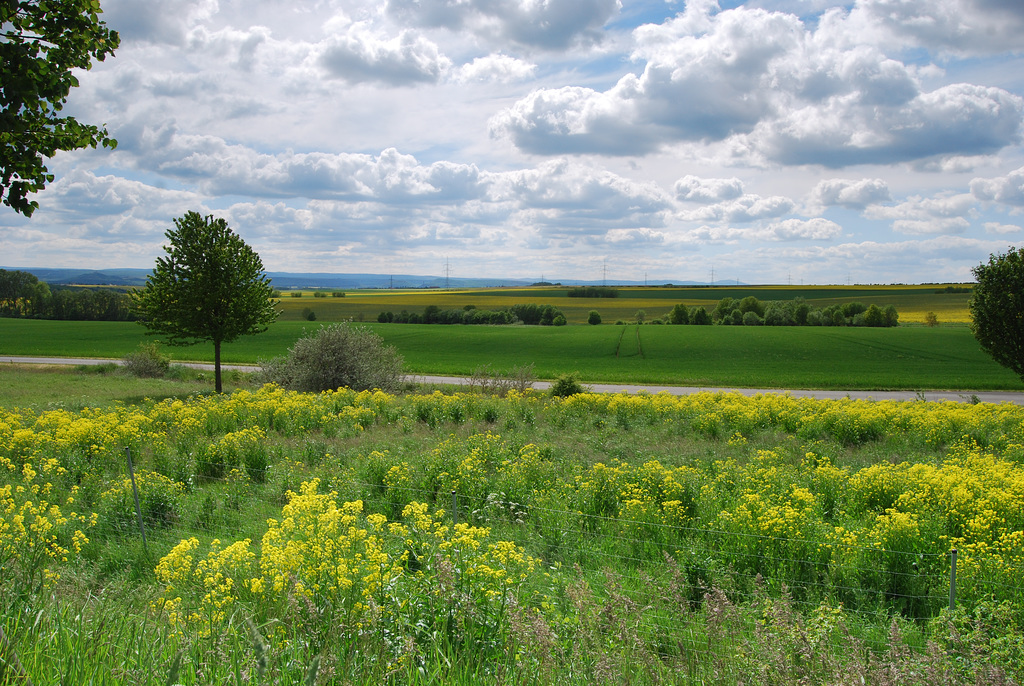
[385,0,622,50]
[849,0,1024,55]
[866,192,977,234]
[681,194,795,223]
[683,217,841,243]
[810,178,891,209]
[489,83,659,155]
[453,54,536,83]
[317,24,451,85]
[761,83,1024,167]
[103,0,219,45]
[492,4,1024,165]
[764,218,843,241]
[490,159,673,232]
[971,166,1024,206]
[984,222,1022,234]
[674,175,745,203]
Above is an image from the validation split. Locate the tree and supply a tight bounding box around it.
[969,247,1024,382]
[691,306,712,325]
[588,310,602,325]
[0,268,48,316]
[2,0,120,215]
[863,304,885,327]
[133,212,279,392]
[668,303,689,325]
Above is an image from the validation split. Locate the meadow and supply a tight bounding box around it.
[1,372,1022,684]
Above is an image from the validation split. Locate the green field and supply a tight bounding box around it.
[275,284,974,325]
[1,317,1020,390]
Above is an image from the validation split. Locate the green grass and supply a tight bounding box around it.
[0,363,253,410]
[2,317,1019,390]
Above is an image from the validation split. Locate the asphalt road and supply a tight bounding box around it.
[5,355,1024,405]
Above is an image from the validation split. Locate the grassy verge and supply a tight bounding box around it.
[0,363,254,410]
[2,318,1020,390]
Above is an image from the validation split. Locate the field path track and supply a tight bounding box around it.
[4,356,1023,405]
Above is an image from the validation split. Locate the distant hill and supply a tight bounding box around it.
[1,267,153,286]
[2,266,731,289]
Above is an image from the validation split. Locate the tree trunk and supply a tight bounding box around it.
[214,338,222,393]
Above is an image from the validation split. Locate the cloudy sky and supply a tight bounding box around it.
[4,0,1024,284]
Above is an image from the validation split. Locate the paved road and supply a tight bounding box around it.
[8,355,1022,405]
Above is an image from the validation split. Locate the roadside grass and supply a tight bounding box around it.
[0,363,254,410]
[2,317,1020,390]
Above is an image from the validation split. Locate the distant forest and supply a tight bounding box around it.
[0,269,135,321]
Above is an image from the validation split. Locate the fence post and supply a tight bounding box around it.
[949,548,957,613]
[125,446,149,556]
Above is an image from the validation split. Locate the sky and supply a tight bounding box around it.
[3,0,1024,284]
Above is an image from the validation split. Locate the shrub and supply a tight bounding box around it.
[301,307,316,321]
[553,313,567,326]
[289,291,302,297]
[121,342,169,378]
[549,373,587,397]
[588,310,602,325]
[258,322,405,392]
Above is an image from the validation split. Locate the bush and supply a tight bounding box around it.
[302,307,316,321]
[122,342,170,378]
[549,373,587,397]
[258,322,405,392]
[588,310,602,325]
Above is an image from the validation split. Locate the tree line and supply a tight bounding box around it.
[378,303,568,326]
[694,296,898,327]
[0,269,135,321]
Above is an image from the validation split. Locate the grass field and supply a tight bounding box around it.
[276,284,973,325]
[1,316,1019,390]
